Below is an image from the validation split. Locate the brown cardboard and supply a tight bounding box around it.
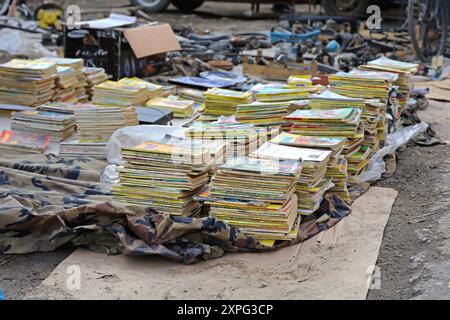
[123,23,181,59]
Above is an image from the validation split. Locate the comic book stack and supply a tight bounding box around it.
[328,69,398,143]
[59,139,108,159]
[0,59,57,106]
[271,133,350,203]
[146,96,195,118]
[11,109,75,142]
[201,156,302,242]
[236,101,291,128]
[309,91,383,152]
[83,67,109,99]
[112,140,216,216]
[74,104,139,141]
[37,57,87,103]
[202,88,253,121]
[118,77,163,100]
[251,140,333,215]
[286,108,367,184]
[251,83,319,102]
[0,129,49,154]
[92,80,147,107]
[360,56,418,114]
[186,122,262,159]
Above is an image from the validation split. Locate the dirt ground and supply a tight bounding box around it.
[1,2,450,300]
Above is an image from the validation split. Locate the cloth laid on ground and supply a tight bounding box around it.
[0,155,350,264]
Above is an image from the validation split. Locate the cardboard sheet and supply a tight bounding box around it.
[124,24,181,59]
[29,186,397,300]
[413,79,450,101]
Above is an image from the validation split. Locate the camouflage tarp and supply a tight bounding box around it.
[0,155,350,264]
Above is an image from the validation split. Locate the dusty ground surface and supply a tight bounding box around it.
[368,101,450,300]
[1,2,450,300]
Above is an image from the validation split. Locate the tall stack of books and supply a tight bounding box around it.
[202,88,253,120]
[236,101,291,128]
[201,156,302,241]
[0,129,49,154]
[37,57,86,103]
[74,104,139,141]
[286,108,367,183]
[145,96,195,118]
[360,57,418,120]
[0,59,57,106]
[186,122,262,158]
[251,83,319,102]
[309,91,383,151]
[328,69,399,143]
[83,67,109,99]
[118,77,163,101]
[251,141,333,215]
[93,80,148,107]
[11,110,75,142]
[112,140,215,216]
[270,132,350,204]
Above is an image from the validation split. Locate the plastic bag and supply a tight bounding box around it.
[0,29,56,59]
[106,125,187,165]
[358,122,429,182]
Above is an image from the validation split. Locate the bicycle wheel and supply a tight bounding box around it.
[408,0,448,62]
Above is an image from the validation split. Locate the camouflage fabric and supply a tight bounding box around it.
[0,154,351,264]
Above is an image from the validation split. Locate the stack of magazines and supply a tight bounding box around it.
[0,59,57,106]
[74,104,139,141]
[119,77,163,101]
[251,141,332,215]
[203,88,253,120]
[59,139,108,159]
[251,83,319,102]
[11,110,75,142]
[92,80,148,107]
[200,156,302,242]
[83,67,109,99]
[145,96,195,118]
[236,101,291,127]
[0,129,49,154]
[112,140,215,216]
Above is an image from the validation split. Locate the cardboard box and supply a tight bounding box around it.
[123,23,181,59]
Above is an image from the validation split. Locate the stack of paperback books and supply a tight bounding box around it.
[251,83,319,102]
[118,77,163,100]
[201,156,302,241]
[37,57,88,103]
[186,122,262,158]
[203,88,253,119]
[92,80,148,107]
[269,132,350,204]
[251,141,332,215]
[59,139,108,159]
[145,96,195,118]
[112,140,215,216]
[11,110,75,142]
[83,67,109,99]
[236,101,291,127]
[74,104,139,141]
[286,108,368,183]
[286,108,363,139]
[0,129,49,154]
[309,91,383,151]
[0,59,57,106]
[360,56,418,117]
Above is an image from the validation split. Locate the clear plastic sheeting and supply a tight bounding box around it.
[106,125,188,164]
[358,122,429,182]
[100,125,188,192]
[0,29,56,59]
